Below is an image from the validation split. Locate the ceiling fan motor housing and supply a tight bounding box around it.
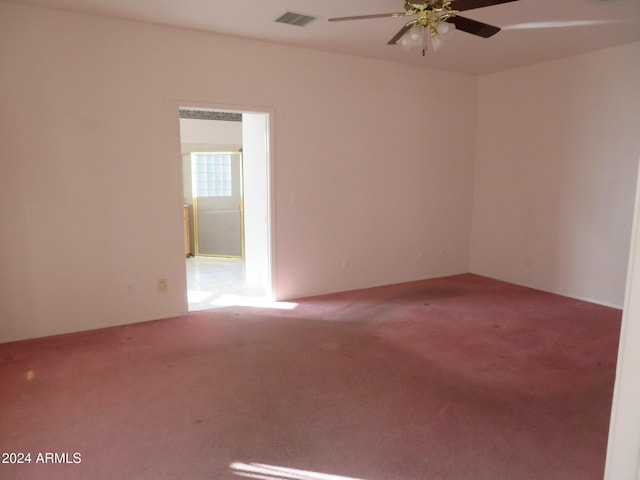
[404,0,456,32]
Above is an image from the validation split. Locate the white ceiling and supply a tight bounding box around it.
[6,0,640,74]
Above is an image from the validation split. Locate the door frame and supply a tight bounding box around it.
[175,100,275,301]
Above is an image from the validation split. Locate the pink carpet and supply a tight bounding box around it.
[0,274,621,479]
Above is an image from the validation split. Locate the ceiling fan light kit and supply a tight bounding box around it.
[328,0,519,56]
[398,3,457,54]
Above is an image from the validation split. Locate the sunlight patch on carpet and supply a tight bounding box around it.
[189,289,297,311]
[230,462,366,480]
[208,294,297,310]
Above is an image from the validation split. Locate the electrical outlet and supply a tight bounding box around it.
[157,278,168,292]
[125,282,135,296]
[342,258,350,270]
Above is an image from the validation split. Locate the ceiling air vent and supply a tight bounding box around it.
[274,11,317,27]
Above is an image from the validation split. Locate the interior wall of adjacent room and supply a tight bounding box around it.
[180,117,242,155]
[470,41,640,308]
[0,2,476,342]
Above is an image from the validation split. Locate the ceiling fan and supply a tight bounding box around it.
[329,0,520,55]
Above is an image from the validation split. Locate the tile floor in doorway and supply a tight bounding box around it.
[186,256,266,311]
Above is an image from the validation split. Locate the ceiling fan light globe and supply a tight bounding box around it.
[409,25,422,41]
[437,21,452,35]
[431,34,444,50]
[436,22,456,39]
[401,25,425,48]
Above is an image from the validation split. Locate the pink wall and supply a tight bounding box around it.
[470,42,640,308]
[0,3,476,342]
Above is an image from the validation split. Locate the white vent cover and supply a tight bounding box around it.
[274,11,317,27]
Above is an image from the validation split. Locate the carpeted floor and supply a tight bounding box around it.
[0,274,621,480]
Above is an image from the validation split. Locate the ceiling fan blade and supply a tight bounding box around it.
[387,24,413,45]
[452,0,519,12]
[448,15,501,38]
[328,13,400,22]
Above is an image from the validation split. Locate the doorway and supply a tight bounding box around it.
[179,108,272,311]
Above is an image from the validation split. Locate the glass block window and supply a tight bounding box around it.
[192,153,232,197]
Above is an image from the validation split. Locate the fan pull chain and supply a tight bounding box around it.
[423,27,428,56]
